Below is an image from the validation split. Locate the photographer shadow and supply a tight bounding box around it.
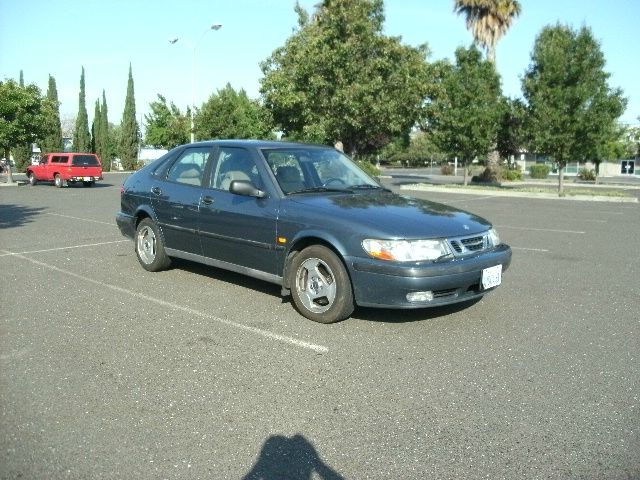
[242,434,344,480]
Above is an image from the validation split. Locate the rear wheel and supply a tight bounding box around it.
[135,218,171,272]
[289,245,354,323]
[54,174,64,188]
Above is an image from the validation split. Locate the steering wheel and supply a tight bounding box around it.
[322,177,347,187]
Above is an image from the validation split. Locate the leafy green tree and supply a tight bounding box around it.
[91,99,100,153]
[119,64,140,170]
[260,0,432,156]
[40,75,64,153]
[195,84,273,141]
[496,97,526,164]
[454,0,522,64]
[11,71,33,172]
[73,67,91,152]
[523,24,627,194]
[144,94,189,148]
[96,91,111,170]
[425,47,503,185]
[0,79,45,181]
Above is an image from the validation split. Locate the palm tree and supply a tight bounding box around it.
[454,0,522,64]
[454,0,521,181]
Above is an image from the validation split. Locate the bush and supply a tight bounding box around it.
[529,164,551,179]
[578,168,596,181]
[357,160,381,178]
[441,164,454,175]
[500,168,523,181]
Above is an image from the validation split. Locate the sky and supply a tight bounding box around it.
[1,0,639,132]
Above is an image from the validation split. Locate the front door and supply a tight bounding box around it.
[198,146,279,275]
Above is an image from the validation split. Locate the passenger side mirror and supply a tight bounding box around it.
[230,180,266,198]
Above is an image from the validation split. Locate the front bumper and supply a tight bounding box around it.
[346,244,512,308]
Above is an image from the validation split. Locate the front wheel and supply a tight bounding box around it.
[289,245,354,323]
[28,172,37,186]
[135,218,171,272]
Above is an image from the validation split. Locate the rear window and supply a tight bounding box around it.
[72,155,100,166]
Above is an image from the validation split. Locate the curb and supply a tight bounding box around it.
[401,184,639,203]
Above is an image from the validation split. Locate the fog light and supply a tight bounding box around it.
[406,291,434,302]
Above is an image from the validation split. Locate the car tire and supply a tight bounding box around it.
[135,218,171,272]
[28,172,37,186]
[289,245,354,323]
[54,174,64,188]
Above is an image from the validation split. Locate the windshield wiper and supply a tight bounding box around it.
[288,186,354,194]
[349,184,391,192]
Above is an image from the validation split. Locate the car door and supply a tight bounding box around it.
[150,146,212,256]
[198,146,280,276]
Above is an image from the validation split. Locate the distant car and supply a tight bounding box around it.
[26,153,103,187]
[116,140,511,323]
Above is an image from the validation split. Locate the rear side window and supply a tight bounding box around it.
[72,155,100,166]
[52,155,69,163]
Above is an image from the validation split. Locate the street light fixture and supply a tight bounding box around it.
[169,23,223,143]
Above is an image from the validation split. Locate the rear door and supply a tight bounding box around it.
[150,146,212,256]
[71,154,102,178]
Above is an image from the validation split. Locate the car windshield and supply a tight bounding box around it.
[262,147,380,195]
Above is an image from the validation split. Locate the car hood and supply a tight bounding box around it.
[287,191,492,238]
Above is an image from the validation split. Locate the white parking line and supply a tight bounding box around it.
[46,212,114,226]
[0,249,329,354]
[496,225,585,234]
[0,240,129,257]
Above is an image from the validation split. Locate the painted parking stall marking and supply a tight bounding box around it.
[0,248,329,354]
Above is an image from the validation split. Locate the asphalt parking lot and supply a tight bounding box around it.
[1,173,639,479]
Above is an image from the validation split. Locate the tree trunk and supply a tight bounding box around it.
[463,165,469,186]
[3,148,13,184]
[558,166,564,196]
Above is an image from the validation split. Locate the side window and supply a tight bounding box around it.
[265,152,306,194]
[166,147,211,186]
[211,147,262,191]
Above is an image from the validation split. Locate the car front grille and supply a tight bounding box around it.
[448,233,488,256]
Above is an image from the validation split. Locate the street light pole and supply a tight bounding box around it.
[169,23,222,143]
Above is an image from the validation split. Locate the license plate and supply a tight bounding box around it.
[83,176,92,181]
[482,265,502,290]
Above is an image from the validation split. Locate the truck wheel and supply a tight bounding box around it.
[28,172,37,186]
[135,218,171,272]
[289,245,354,323]
[54,174,64,188]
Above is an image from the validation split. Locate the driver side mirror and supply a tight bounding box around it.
[230,180,266,198]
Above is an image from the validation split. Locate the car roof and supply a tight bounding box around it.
[187,139,335,150]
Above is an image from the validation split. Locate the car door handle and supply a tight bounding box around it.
[151,186,162,196]
[201,196,214,205]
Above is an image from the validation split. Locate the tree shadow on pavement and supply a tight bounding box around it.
[0,204,45,230]
[242,434,345,480]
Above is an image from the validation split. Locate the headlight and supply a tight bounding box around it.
[487,228,500,247]
[362,238,452,262]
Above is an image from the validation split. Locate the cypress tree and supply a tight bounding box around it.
[91,99,100,153]
[100,90,111,171]
[41,75,64,153]
[73,67,91,152]
[119,64,139,170]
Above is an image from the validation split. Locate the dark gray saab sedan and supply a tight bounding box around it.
[116,140,511,323]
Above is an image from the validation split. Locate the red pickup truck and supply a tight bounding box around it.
[26,153,103,188]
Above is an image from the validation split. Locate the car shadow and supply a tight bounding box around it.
[242,434,345,480]
[170,258,283,298]
[0,203,46,230]
[171,259,483,324]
